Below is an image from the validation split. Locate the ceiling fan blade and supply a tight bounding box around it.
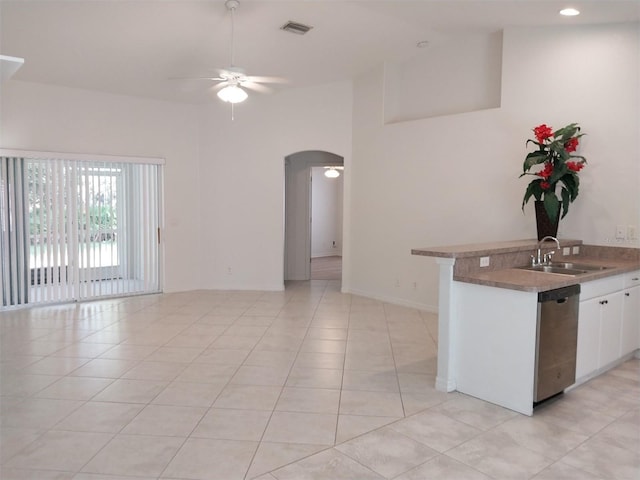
[245,75,288,85]
[168,76,225,81]
[242,81,273,94]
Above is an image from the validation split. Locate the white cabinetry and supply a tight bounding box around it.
[597,291,624,367]
[576,298,600,379]
[621,271,640,356]
[576,271,639,383]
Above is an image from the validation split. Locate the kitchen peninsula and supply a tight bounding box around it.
[412,239,640,415]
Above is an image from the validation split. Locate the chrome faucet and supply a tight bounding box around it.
[532,236,561,266]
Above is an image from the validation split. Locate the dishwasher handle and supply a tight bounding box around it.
[538,284,580,303]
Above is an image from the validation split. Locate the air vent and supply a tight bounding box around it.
[280,21,313,35]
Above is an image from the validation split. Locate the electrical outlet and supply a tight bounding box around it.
[615,225,626,240]
[572,246,580,255]
[563,247,570,256]
[628,225,637,240]
[480,256,490,267]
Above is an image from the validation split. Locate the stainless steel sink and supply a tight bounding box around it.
[519,265,588,276]
[517,262,612,276]
[547,262,610,271]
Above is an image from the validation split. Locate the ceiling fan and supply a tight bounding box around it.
[201,0,286,107]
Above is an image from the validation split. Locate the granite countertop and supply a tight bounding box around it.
[412,239,640,292]
[454,260,639,292]
[411,239,583,258]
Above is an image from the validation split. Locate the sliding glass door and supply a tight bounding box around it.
[1,153,162,307]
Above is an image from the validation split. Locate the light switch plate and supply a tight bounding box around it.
[480,256,490,267]
[572,246,580,254]
[563,247,570,256]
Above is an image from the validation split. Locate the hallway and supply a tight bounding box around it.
[310,256,342,281]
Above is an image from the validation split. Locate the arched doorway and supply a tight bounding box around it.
[284,150,344,281]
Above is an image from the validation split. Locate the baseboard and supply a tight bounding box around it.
[436,376,457,393]
[570,350,639,389]
[342,286,438,313]
[204,283,285,292]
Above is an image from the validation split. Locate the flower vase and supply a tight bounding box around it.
[534,201,560,240]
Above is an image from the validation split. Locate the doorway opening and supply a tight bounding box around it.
[284,151,344,282]
[310,166,343,280]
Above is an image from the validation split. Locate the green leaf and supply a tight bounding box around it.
[523,152,548,172]
[562,174,579,201]
[522,180,543,210]
[548,163,568,185]
[543,194,560,223]
[555,123,580,141]
[561,188,570,219]
[569,154,587,163]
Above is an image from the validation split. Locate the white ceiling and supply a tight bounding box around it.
[1,0,638,104]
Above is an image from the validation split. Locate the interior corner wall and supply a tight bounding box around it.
[350,22,640,311]
[197,81,352,291]
[0,81,202,293]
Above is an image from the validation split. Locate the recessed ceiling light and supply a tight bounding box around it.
[559,8,580,16]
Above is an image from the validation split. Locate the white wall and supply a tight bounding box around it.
[197,81,353,290]
[311,166,343,257]
[0,81,202,293]
[0,80,352,295]
[385,31,503,122]
[349,22,640,311]
[502,23,640,246]
[3,22,636,310]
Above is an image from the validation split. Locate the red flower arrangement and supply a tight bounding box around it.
[521,123,587,222]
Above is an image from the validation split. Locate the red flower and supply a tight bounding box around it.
[540,181,551,190]
[565,137,579,152]
[533,124,554,143]
[537,162,553,179]
[566,161,584,172]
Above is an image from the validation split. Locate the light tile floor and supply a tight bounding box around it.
[0,280,638,479]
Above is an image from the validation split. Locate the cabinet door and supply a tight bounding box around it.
[621,285,640,356]
[598,291,624,368]
[576,297,601,379]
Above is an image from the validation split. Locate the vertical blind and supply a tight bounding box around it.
[0,154,162,308]
[0,157,29,306]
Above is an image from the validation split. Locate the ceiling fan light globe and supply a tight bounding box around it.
[217,85,248,103]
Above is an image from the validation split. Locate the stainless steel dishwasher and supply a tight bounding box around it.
[534,284,580,406]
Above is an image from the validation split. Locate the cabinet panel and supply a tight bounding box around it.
[598,291,623,367]
[576,297,600,379]
[577,289,625,380]
[621,285,640,356]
